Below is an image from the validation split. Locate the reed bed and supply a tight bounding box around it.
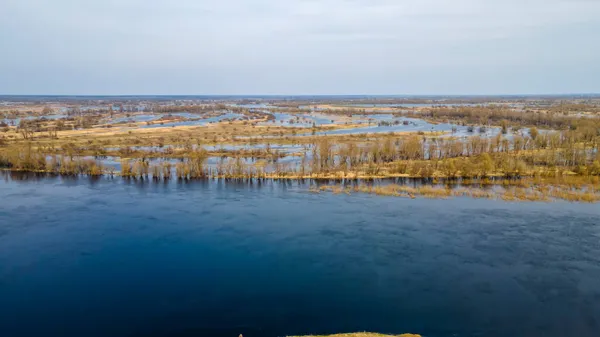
[311,181,600,203]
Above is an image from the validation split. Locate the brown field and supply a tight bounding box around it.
[290,333,421,337]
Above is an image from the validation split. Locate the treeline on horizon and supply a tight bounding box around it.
[415,105,600,130]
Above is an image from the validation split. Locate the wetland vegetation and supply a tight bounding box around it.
[1,95,600,202]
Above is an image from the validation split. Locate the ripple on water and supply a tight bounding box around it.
[0,176,599,337]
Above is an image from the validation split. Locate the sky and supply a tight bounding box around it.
[1,0,599,95]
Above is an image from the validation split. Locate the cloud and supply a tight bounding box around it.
[0,0,599,94]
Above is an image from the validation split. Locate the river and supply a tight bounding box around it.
[1,174,599,337]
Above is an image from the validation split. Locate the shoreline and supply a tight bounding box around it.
[3,169,599,203]
[291,334,421,337]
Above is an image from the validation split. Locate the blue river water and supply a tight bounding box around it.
[1,174,599,337]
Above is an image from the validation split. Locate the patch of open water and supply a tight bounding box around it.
[1,175,599,337]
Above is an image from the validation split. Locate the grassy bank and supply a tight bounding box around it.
[290,333,420,337]
[311,179,600,203]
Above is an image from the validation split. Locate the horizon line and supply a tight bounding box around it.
[1,93,599,98]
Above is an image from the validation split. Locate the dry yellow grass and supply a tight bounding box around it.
[290,333,420,337]
[312,182,600,203]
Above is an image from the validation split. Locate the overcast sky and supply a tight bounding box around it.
[1,0,599,95]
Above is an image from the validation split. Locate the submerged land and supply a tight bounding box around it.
[1,95,600,202]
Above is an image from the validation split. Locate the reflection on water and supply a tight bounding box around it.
[1,114,68,125]
[315,116,467,136]
[1,174,600,337]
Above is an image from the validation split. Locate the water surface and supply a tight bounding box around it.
[1,175,599,337]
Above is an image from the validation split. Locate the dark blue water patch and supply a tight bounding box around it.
[1,176,600,337]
